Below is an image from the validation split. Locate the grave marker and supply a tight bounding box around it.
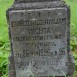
[6,0,75,77]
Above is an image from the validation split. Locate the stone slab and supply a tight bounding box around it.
[9,7,68,77]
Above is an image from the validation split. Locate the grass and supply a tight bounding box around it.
[0,0,14,77]
[65,0,77,37]
[0,0,77,77]
[0,0,14,42]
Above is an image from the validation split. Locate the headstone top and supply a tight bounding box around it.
[15,0,62,3]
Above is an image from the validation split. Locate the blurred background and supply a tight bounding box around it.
[0,0,77,77]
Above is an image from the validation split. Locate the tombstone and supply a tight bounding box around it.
[6,0,75,77]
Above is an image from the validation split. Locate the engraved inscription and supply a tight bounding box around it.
[9,8,68,76]
[11,18,66,27]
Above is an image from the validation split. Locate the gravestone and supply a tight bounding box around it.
[6,0,75,77]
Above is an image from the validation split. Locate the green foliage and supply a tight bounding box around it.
[65,0,77,50]
[65,0,77,76]
[0,0,14,43]
[73,53,77,70]
[0,42,10,77]
[70,37,77,50]
[0,0,14,77]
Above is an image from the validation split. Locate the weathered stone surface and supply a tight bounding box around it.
[6,0,75,77]
[14,0,61,3]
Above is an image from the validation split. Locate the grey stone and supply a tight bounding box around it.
[14,0,61,3]
[6,0,75,77]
